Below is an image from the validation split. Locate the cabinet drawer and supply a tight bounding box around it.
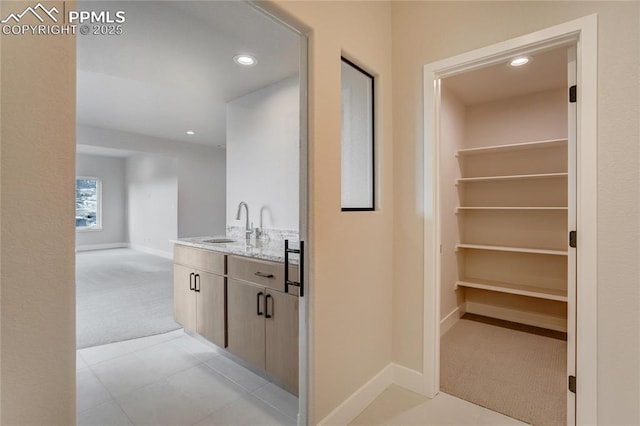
[228,256,284,292]
[174,245,225,275]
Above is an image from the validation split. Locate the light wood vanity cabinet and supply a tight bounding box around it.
[173,246,226,348]
[173,245,299,394]
[227,256,299,394]
[264,288,299,394]
[195,271,226,346]
[227,278,266,368]
[174,263,197,331]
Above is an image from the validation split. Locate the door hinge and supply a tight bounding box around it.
[569,375,577,393]
[569,85,577,103]
[569,231,577,248]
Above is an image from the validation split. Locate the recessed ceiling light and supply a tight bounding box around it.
[509,56,531,67]
[233,54,257,66]
[186,131,195,135]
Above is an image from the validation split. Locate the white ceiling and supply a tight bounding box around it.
[76,144,136,157]
[444,48,567,105]
[76,1,300,146]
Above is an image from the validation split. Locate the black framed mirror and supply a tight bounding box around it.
[341,57,375,211]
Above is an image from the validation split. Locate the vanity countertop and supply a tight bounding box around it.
[172,236,300,265]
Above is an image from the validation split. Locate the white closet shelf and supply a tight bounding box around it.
[456,278,568,302]
[457,172,568,184]
[455,138,567,157]
[456,206,568,212]
[456,243,568,256]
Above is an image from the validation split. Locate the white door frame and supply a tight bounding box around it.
[422,15,598,425]
[249,2,311,425]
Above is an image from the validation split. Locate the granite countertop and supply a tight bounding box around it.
[172,236,300,265]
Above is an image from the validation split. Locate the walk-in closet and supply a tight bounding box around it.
[438,46,575,425]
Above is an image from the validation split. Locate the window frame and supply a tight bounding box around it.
[340,56,376,212]
[75,176,103,232]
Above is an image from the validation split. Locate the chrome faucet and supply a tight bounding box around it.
[235,201,253,241]
[255,205,268,240]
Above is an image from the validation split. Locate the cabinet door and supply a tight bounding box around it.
[227,279,265,369]
[265,290,298,394]
[196,271,226,348]
[173,264,196,331]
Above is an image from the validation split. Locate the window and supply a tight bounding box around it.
[341,57,375,211]
[76,177,102,230]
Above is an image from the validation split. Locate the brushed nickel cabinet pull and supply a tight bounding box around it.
[254,272,275,279]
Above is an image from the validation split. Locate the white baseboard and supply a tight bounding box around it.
[393,364,424,395]
[75,242,128,252]
[440,307,461,336]
[318,364,394,426]
[318,302,566,425]
[317,363,426,425]
[128,244,173,260]
[465,301,567,332]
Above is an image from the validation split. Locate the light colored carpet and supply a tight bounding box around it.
[441,316,566,426]
[76,248,180,349]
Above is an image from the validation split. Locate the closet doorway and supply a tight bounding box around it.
[422,16,598,426]
[439,45,574,425]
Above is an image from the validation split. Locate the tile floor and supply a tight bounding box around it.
[78,330,528,426]
[350,385,529,426]
[77,329,298,426]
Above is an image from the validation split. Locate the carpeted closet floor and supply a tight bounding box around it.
[441,314,566,426]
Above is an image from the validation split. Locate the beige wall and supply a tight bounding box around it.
[270,1,394,422]
[0,0,638,424]
[392,1,640,424]
[439,87,465,322]
[0,1,3,417]
[464,88,567,148]
[0,0,76,423]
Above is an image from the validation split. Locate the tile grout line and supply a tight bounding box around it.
[76,367,117,416]
[157,361,251,426]
[187,390,249,426]
[101,358,211,425]
[78,330,186,368]
[200,358,299,420]
[78,330,297,425]
[201,358,266,393]
[250,385,299,421]
[111,399,136,426]
[85,358,120,404]
[80,334,199,407]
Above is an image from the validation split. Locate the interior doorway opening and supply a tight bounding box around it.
[75,1,309,424]
[422,15,598,426]
[436,44,575,425]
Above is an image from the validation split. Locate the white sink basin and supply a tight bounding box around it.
[202,238,235,244]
